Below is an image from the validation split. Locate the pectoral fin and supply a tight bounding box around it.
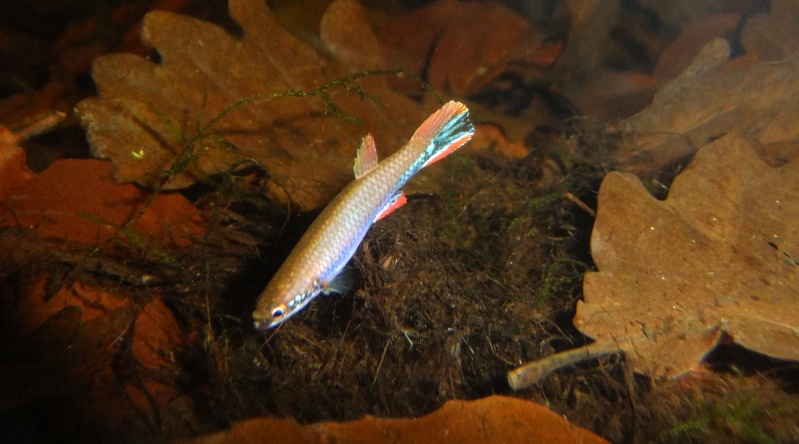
[322,269,353,295]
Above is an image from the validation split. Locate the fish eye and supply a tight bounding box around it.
[271,305,286,318]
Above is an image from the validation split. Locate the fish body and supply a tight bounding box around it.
[253,101,474,329]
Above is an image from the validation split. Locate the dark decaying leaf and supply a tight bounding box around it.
[0,304,133,411]
[0,275,185,435]
[76,0,428,210]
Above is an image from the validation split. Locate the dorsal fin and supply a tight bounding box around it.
[353,134,379,179]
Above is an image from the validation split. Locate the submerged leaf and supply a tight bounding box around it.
[0,136,204,247]
[378,0,558,96]
[509,133,799,388]
[618,39,799,174]
[180,396,608,444]
[76,0,427,210]
[578,133,799,378]
[741,0,799,61]
[0,275,185,434]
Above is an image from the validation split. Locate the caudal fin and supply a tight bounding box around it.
[412,101,475,168]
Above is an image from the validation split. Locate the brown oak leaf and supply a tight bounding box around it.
[0,123,204,247]
[741,0,799,61]
[578,132,799,378]
[378,0,560,96]
[0,285,184,436]
[618,39,799,175]
[75,0,427,210]
[509,133,799,388]
[178,395,608,444]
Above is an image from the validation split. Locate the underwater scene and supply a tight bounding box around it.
[1,0,797,442]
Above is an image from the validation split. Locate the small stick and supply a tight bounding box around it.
[17,111,67,139]
[373,338,391,386]
[508,341,622,390]
[563,191,595,217]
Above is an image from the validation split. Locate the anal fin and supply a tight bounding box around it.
[375,191,407,222]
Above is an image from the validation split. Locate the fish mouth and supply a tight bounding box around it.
[253,313,284,330]
[252,316,270,330]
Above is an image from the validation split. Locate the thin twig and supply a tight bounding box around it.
[507,341,622,390]
[563,191,596,217]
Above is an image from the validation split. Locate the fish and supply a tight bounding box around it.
[252,101,474,329]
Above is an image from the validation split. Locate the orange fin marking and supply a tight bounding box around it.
[354,134,379,179]
[422,133,472,167]
[375,192,407,221]
[411,102,468,142]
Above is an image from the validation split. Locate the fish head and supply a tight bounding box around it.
[252,276,320,330]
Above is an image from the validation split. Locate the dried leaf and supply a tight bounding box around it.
[76,0,427,210]
[635,0,757,27]
[0,131,204,246]
[578,133,799,378]
[618,39,799,174]
[0,275,184,433]
[180,395,608,444]
[8,278,128,335]
[126,298,183,426]
[546,0,667,119]
[132,298,182,373]
[741,0,799,61]
[0,304,134,412]
[653,13,740,80]
[508,132,799,389]
[379,0,561,97]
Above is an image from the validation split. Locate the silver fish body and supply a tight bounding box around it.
[253,101,474,329]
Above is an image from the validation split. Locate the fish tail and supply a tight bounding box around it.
[414,101,475,168]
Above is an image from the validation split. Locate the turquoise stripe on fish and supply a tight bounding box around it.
[253,101,475,329]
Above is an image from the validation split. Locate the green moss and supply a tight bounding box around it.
[661,383,795,444]
[534,258,590,308]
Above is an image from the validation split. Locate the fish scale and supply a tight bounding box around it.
[253,101,474,329]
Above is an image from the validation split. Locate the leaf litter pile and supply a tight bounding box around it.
[1,0,799,442]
